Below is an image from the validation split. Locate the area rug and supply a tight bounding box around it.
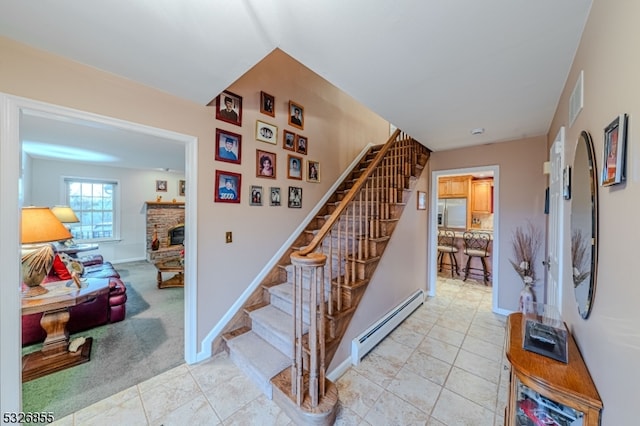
[21,260,185,420]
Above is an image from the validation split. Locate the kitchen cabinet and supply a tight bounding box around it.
[505,313,602,426]
[470,179,493,214]
[438,175,470,198]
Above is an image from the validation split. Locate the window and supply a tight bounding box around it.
[64,178,117,241]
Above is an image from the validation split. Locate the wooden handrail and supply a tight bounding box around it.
[298,128,402,256]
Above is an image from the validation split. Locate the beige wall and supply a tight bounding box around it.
[0,39,389,351]
[547,1,640,423]
[430,136,548,310]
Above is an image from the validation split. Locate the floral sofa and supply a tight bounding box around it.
[21,253,128,346]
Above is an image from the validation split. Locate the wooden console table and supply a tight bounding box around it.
[154,258,184,289]
[505,313,602,425]
[21,278,109,382]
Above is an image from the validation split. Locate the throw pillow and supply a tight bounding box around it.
[58,252,85,276]
[52,254,72,280]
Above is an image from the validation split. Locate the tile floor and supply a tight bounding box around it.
[51,276,509,425]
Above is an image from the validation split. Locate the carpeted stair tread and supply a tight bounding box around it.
[250,305,308,357]
[226,330,290,399]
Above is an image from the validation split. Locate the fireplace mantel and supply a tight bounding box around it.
[145,202,185,262]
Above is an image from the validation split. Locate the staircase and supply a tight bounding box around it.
[217,130,430,424]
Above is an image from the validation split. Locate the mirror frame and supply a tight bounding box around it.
[571,130,599,319]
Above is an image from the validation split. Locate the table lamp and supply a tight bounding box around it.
[21,206,72,297]
[51,205,80,247]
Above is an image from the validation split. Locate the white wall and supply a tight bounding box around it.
[27,157,185,263]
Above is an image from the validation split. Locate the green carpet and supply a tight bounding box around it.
[21,260,185,422]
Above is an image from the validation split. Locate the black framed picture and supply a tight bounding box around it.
[260,91,275,117]
[270,187,281,206]
[288,186,302,208]
[288,101,304,130]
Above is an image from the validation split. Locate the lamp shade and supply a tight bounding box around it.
[21,206,72,244]
[51,205,80,223]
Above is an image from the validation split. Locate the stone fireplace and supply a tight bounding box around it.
[145,201,185,262]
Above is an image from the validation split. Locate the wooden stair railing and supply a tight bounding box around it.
[284,129,429,414]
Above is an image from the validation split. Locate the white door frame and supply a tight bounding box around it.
[428,165,501,313]
[546,127,566,311]
[0,93,199,413]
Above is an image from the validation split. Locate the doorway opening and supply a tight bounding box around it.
[428,165,501,313]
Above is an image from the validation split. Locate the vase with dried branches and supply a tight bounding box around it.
[571,229,590,287]
[509,221,542,313]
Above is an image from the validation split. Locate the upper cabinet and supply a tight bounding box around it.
[470,179,493,214]
[438,175,470,198]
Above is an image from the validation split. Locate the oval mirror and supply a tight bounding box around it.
[571,131,599,319]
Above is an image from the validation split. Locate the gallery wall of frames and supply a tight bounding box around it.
[210,90,321,208]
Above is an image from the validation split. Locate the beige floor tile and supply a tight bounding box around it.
[200,370,263,421]
[453,349,501,384]
[137,363,190,394]
[416,335,460,364]
[435,315,472,334]
[390,324,427,348]
[431,388,494,426]
[428,324,466,347]
[80,393,148,426]
[73,386,143,425]
[336,369,384,418]
[363,390,430,426]
[222,394,290,426]
[334,404,363,425]
[386,365,442,414]
[154,394,220,426]
[139,371,203,422]
[444,366,497,410]
[404,349,452,385]
[461,334,503,362]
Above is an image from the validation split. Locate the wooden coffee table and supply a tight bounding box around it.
[21,278,110,382]
[154,258,184,288]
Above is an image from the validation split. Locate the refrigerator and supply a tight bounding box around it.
[437,198,467,229]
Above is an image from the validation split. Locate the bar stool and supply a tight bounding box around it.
[437,229,459,277]
[462,231,491,285]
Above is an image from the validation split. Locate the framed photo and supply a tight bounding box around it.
[156,180,167,192]
[295,134,308,155]
[306,160,320,183]
[256,120,278,144]
[288,101,304,130]
[287,154,303,180]
[214,90,242,126]
[269,187,281,206]
[601,113,628,186]
[215,128,242,164]
[283,130,296,151]
[179,179,186,196]
[250,185,263,206]
[214,170,241,203]
[256,149,276,179]
[288,186,302,208]
[417,191,427,210]
[260,91,275,117]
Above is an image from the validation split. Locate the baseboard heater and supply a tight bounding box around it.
[351,289,425,365]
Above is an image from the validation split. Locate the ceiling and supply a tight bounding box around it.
[1,0,592,172]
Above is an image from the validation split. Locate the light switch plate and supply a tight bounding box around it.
[225,231,232,243]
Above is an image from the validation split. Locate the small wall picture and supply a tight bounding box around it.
[283,130,296,151]
[269,187,281,206]
[260,91,275,117]
[563,165,571,200]
[215,128,242,164]
[256,120,278,144]
[287,155,303,180]
[295,135,308,155]
[214,170,241,203]
[213,90,242,126]
[288,186,302,208]
[156,180,168,192]
[288,101,304,130]
[307,160,320,183]
[250,185,263,206]
[417,191,427,210]
[256,149,276,179]
[179,179,186,196]
[601,113,628,186]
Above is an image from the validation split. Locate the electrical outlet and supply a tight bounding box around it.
[225,231,232,243]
